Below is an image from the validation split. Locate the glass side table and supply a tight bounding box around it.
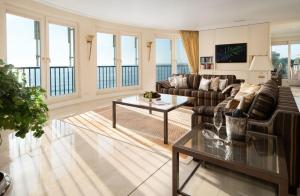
[172,124,288,196]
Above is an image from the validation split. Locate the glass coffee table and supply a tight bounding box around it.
[172,123,288,196]
[112,94,194,144]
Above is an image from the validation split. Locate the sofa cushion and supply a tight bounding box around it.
[178,89,192,96]
[248,81,279,120]
[193,106,215,116]
[191,90,225,100]
[214,97,233,113]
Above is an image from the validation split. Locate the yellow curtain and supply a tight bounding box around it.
[180,30,199,74]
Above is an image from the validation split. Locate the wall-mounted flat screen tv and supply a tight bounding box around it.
[215,43,247,63]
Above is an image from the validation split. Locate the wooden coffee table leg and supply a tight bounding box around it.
[112,102,116,128]
[172,148,179,196]
[164,112,168,144]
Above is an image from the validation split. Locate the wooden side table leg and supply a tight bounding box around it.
[172,148,179,196]
[112,102,116,128]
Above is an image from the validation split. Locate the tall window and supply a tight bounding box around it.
[121,35,139,86]
[272,45,288,79]
[97,33,116,89]
[49,23,75,96]
[291,44,300,80]
[156,38,172,81]
[6,13,41,87]
[176,38,189,74]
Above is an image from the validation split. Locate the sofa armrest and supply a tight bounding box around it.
[156,82,163,92]
[156,80,170,92]
[235,79,245,84]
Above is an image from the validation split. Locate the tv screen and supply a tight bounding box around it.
[215,43,247,63]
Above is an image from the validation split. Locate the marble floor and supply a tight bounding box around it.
[0,106,277,196]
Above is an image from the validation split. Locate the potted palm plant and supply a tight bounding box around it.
[0,59,48,195]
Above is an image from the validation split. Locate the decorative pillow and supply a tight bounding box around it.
[222,83,240,94]
[234,92,255,112]
[160,81,171,88]
[239,83,261,94]
[230,88,240,97]
[225,99,240,110]
[199,78,211,91]
[210,77,219,91]
[219,79,228,91]
[168,76,176,87]
[175,76,188,89]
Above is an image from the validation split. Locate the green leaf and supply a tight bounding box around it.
[0,58,48,139]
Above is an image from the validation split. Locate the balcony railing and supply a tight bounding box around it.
[177,63,190,74]
[97,65,139,89]
[97,66,116,89]
[15,67,41,87]
[50,66,75,96]
[122,65,139,87]
[156,64,172,81]
[156,64,190,81]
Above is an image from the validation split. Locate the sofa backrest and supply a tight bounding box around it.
[182,74,201,89]
[247,79,278,120]
[182,74,238,89]
[201,74,237,85]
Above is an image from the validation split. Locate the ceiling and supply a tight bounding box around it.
[35,0,300,30]
[271,21,300,38]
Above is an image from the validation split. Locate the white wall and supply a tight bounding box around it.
[0,0,173,110]
[199,23,271,84]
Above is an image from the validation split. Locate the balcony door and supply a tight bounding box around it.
[48,23,76,96]
[155,37,190,82]
[156,38,172,81]
[6,13,41,87]
[96,31,140,90]
[97,33,117,89]
[176,38,190,74]
[272,44,289,79]
[291,43,300,80]
[121,35,139,87]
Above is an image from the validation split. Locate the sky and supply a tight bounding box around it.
[96,33,139,66]
[272,44,300,59]
[155,38,188,65]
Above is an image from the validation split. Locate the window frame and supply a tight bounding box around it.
[45,17,79,101]
[96,30,118,91]
[272,40,300,80]
[119,31,141,89]
[155,33,189,81]
[95,27,142,94]
[5,8,46,89]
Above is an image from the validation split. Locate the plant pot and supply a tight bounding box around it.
[0,172,11,195]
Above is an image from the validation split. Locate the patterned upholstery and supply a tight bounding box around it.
[183,74,201,89]
[192,105,215,116]
[191,90,228,106]
[192,81,300,194]
[156,74,239,107]
[248,80,278,120]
